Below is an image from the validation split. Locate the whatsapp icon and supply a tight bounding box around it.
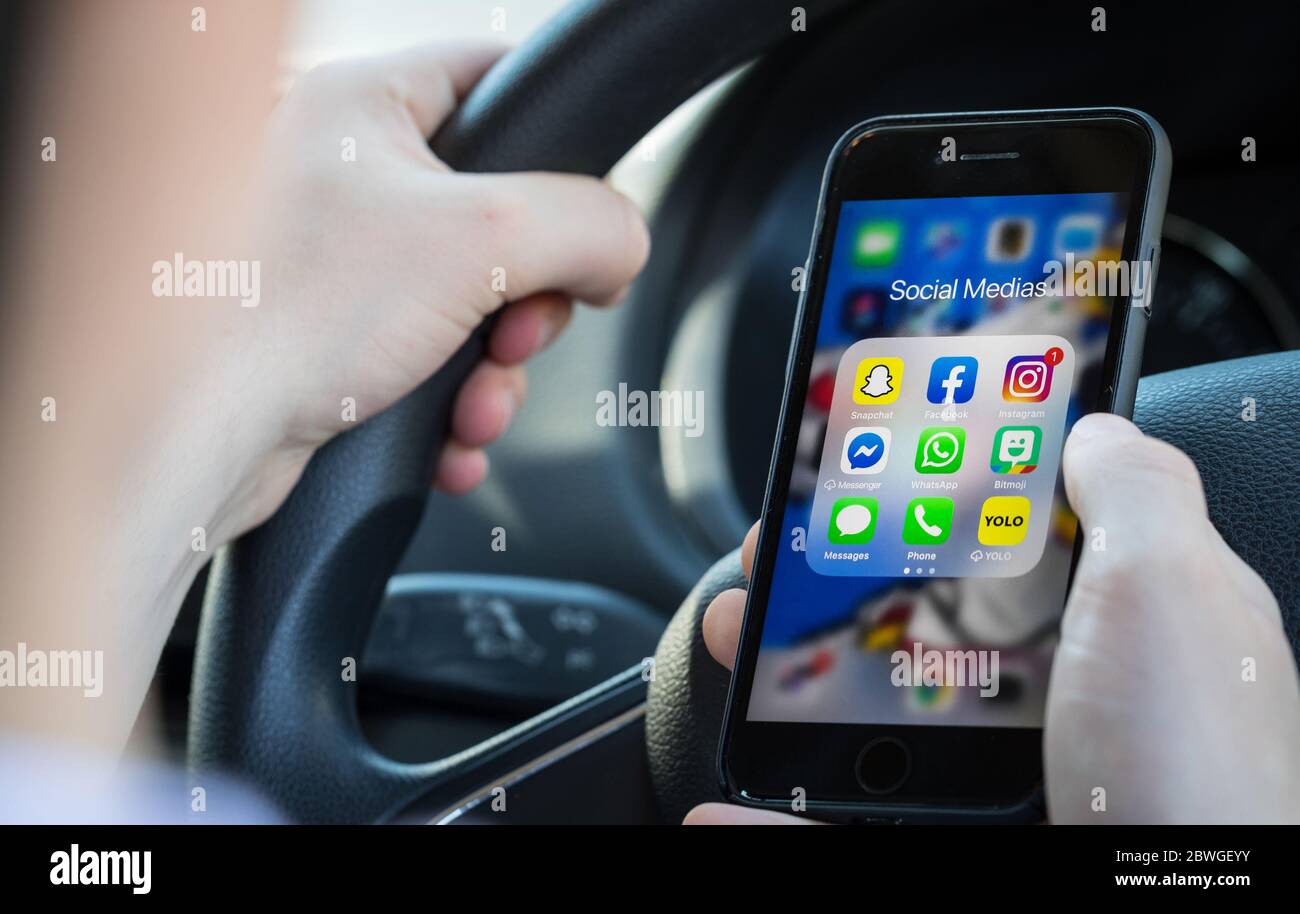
[914,426,966,474]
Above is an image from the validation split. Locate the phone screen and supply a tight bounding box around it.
[746,190,1131,730]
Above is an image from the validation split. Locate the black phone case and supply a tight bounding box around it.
[717,107,1172,825]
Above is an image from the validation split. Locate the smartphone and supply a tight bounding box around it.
[718,109,1171,823]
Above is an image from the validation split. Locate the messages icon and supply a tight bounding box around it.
[828,497,879,545]
[853,220,901,268]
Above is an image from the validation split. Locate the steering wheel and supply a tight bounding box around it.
[188,0,857,823]
[190,0,1300,823]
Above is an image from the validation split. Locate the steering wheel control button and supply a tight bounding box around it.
[855,737,911,794]
[365,575,662,715]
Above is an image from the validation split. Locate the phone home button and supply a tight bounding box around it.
[855,737,911,795]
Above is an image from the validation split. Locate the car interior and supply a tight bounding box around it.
[137,0,1300,823]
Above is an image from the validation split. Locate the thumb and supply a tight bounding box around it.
[457,171,651,308]
[1049,415,1300,823]
[1057,412,1213,653]
[1062,412,1208,546]
[294,42,510,139]
[1062,414,1281,623]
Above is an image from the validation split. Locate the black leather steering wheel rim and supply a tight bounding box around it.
[188,0,857,824]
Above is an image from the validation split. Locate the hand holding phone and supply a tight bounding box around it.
[718,109,1171,822]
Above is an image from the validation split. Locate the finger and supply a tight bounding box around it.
[1066,417,1283,627]
[487,293,573,365]
[1063,413,1208,545]
[387,41,510,137]
[346,41,509,138]
[740,521,759,581]
[450,361,526,449]
[702,589,747,671]
[683,803,818,825]
[459,172,650,307]
[433,442,488,495]
[1061,413,1216,643]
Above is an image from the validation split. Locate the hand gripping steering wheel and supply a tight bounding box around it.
[188,0,858,824]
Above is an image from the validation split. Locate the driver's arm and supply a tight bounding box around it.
[0,22,648,763]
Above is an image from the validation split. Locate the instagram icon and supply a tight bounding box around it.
[1002,355,1053,402]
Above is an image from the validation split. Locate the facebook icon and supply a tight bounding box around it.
[926,356,979,404]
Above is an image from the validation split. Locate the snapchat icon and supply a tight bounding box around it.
[853,357,904,405]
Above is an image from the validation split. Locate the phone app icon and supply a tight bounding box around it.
[914,426,966,474]
[852,357,903,405]
[852,220,901,268]
[902,497,954,545]
[926,356,979,404]
[841,427,891,474]
[828,497,879,545]
[1002,355,1054,402]
[978,496,1031,546]
[985,217,1035,262]
[991,426,1041,474]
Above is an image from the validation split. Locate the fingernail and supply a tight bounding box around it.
[536,319,559,350]
[498,389,518,424]
[1069,412,1138,443]
[536,309,566,350]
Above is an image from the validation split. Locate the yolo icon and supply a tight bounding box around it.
[978,496,1030,545]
